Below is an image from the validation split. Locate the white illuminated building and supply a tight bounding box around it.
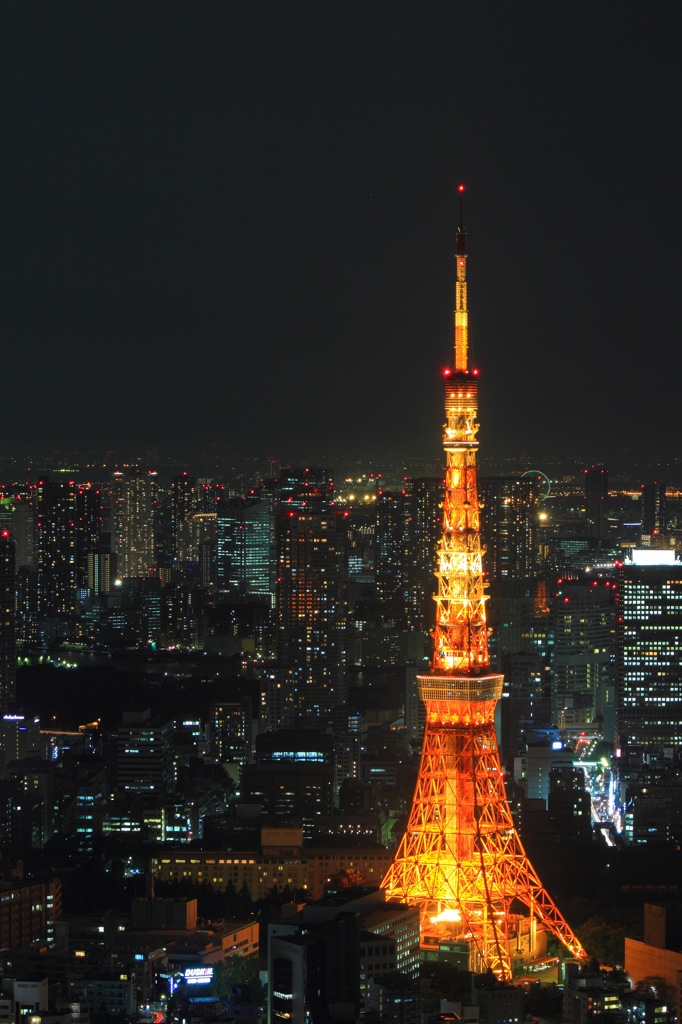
[618,548,682,752]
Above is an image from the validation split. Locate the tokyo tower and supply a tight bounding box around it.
[382,187,587,981]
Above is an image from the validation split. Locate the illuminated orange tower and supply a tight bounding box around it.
[382,187,587,981]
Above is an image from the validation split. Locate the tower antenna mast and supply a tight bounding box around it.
[454,184,468,374]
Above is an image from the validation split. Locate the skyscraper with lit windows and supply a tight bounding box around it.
[30,478,104,631]
[171,471,196,563]
[217,495,274,601]
[552,578,616,730]
[0,527,16,711]
[479,476,545,758]
[376,489,408,623]
[111,469,157,579]
[641,481,667,539]
[375,479,442,630]
[275,478,348,726]
[75,483,105,592]
[479,476,540,580]
[34,478,78,620]
[405,477,442,632]
[618,549,682,753]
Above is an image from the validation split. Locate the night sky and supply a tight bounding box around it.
[3,3,681,469]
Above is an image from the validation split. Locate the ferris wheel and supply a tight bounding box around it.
[521,468,551,501]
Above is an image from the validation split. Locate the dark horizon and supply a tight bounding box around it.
[0,443,677,494]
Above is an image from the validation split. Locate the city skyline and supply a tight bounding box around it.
[1,6,682,1004]
[4,3,681,466]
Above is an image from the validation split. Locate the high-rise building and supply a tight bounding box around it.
[111,709,174,795]
[187,511,218,592]
[208,697,253,767]
[119,576,162,648]
[550,578,616,730]
[275,502,348,724]
[0,876,61,949]
[382,191,586,979]
[268,890,420,1024]
[11,500,34,570]
[618,549,682,753]
[86,551,115,595]
[479,476,540,581]
[217,496,274,601]
[171,472,196,562]
[196,478,224,513]
[111,469,158,579]
[375,489,408,623]
[30,478,104,634]
[584,466,608,545]
[269,908,361,1024]
[499,648,548,761]
[0,529,16,711]
[374,478,441,633]
[641,481,667,539]
[242,730,334,820]
[346,500,375,585]
[34,478,78,620]
[548,766,593,844]
[74,484,105,592]
[278,466,333,508]
[480,475,546,755]
[405,477,442,632]
[8,492,37,643]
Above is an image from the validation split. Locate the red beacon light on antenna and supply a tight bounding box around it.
[457,184,465,193]
[472,367,479,376]
[442,367,453,377]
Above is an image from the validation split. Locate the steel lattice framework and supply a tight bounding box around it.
[382,191,587,980]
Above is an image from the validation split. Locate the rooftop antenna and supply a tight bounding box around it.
[454,184,468,371]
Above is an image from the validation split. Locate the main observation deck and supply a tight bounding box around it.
[418,673,503,703]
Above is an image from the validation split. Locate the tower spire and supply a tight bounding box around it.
[455,184,468,373]
[382,196,587,980]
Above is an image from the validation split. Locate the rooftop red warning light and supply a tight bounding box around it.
[458,184,465,192]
